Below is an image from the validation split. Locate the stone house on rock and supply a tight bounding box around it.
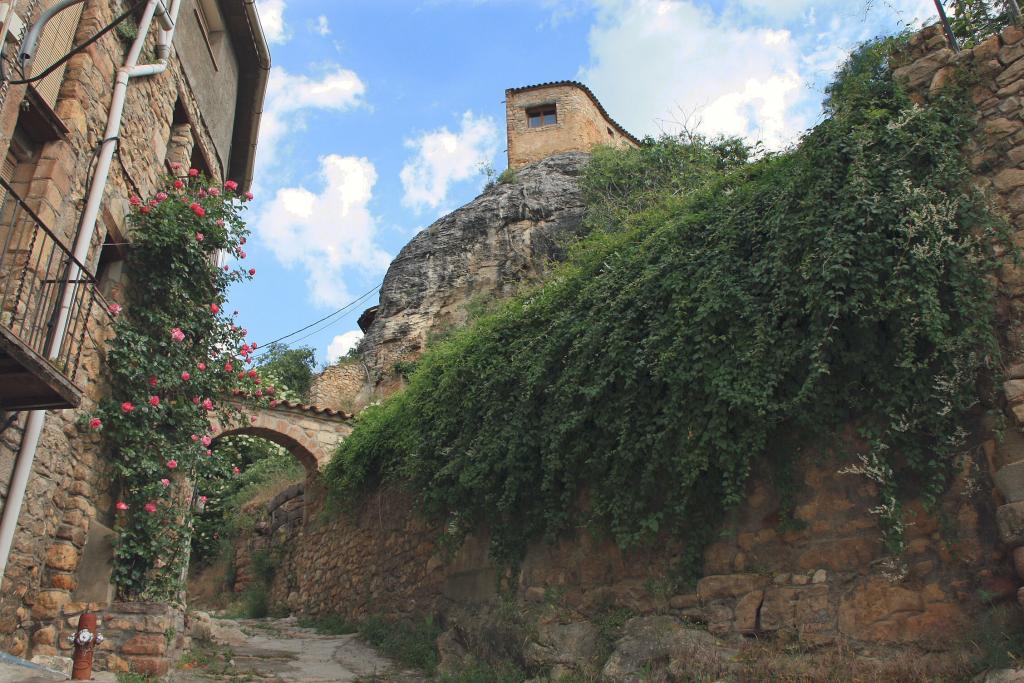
[0,0,268,666]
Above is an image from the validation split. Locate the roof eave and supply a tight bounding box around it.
[217,0,271,192]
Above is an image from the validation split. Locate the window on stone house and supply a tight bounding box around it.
[527,105,557,128]
[607,126,614,138]
[29,1,84,109]
[194,0,226,70]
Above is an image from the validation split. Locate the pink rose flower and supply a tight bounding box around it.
[255,389,263,397]
[121,401,134,413]
[143,502,157,513]
[191,396,200,405]
[166,459,178,469]
[210,303,219,314]
[181,371,190,381]
[238,250,247,259]
[240,237,247,245]
[250,416,257,424]
[265,386,274,395]
[160,478,170,487]
[202,398,214,411]
[197,362,206,371]
[206,449,212,456]
[232,466,241,475]
[223,265,229,271]
[155,192,168,202]
[197,189,207,199]
[108,303,122,316]
[199,495,208,503]
[251,342,258,349]
[116,501,129,511]
[209,187,220,196]
[170,161,182,170]
[191,434,199,442]
[148,395,160,407]
[148,375,158,387]
[173,179,184,189]
[225,180,238,191]
[216,219,225,227]
[248,268,256,276]
[201,435,212,447]
[190,203,206,218]
[129,195,141,206]
[170,327,185,342]
[189,168,200,177]
[269,400,279,408]
[195,232,204,242]
[245,191,254,201]
[224,362,233,372]
[89,417,102,430]
[140,205,151,214]
[248,370,257,379]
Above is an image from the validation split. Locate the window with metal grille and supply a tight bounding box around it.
[527,105,557,128]
[29,2,84,109]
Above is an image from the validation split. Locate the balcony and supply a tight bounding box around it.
[0,178,100,410]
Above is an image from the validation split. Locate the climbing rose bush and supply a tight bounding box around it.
[90,172,268,601]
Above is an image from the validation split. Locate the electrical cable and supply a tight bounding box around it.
[6,0,147,86]
[262,288,378,349]
[251,282,385,352]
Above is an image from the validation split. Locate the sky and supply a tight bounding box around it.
[230,0,941,367]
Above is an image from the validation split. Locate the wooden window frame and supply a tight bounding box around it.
[526,105,557,129]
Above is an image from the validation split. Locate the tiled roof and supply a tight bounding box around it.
[274,399,351,420]
[505,80,642,146]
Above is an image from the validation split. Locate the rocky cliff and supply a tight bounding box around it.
[358,151,590,385]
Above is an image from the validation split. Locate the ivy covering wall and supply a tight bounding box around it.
[326,39,1008,567]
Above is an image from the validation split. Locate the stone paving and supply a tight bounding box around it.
[170,617,423,683]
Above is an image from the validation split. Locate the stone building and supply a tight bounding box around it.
[505,81,639,169]
[0,0,268,667]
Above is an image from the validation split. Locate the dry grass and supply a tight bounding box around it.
[730,640,974,683]
[187,554,235,610]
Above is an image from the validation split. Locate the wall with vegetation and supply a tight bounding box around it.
[253,22,1024,671]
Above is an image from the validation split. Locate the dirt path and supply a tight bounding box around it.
[171,616,424,682]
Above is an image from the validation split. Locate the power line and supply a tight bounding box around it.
[251,283,381,356]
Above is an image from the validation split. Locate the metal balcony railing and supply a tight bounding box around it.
[0,177,99,409]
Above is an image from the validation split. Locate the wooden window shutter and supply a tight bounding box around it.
[30,3,84,109]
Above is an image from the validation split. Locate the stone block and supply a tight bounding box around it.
[998,501,1024,546]
[996,461,1024,502]
[44,543,78,572]
[121,634,167,657]
[696,573,766,602]
[733,590,764,634]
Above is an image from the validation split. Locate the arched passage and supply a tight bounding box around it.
[210,400,353,479]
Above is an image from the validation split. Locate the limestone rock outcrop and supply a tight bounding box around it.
[358,151,591,384]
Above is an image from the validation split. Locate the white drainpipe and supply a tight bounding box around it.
[0,0,181,590]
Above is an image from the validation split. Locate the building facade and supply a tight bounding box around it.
[0,0,268,663]
[505,81,639,169]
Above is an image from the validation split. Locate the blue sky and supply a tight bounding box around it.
[230,0,940,367]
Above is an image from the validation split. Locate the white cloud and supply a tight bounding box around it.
[327,331,363,362]
[400,112,499,212]
[577,0,942,150]
[256,155,391,307]
[256,0,289,44]
[580,1,807,148]
[314,15,331,36]
[256,66,367,177]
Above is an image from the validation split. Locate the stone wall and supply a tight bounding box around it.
[308,361,372,414]
[0,0,238,664]
[505,82,638,169]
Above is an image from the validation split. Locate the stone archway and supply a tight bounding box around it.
[210,400,353,478]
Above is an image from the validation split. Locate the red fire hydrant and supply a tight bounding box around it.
[70,611,103,680]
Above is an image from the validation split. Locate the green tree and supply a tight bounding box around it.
[255,343,317,399]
